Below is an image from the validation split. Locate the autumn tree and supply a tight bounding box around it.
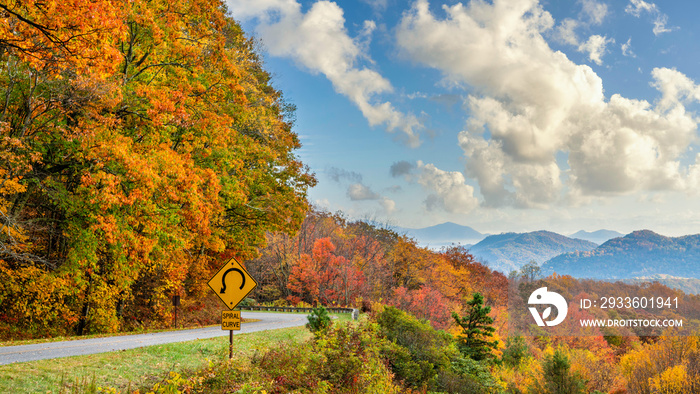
[246,207,345,303]
[0,0,315,336]
[621,336,700,394]
[389,285,453,329]
[441,245,508,308]
[287,237,364,306]
[387,236,432,290]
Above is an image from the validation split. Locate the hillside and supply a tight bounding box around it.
[468,231,598,274]
[542,230,700,279]
[570,229,624,245]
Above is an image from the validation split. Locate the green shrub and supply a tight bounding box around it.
[528,349,586,394]
[315,322,398,393]
[447,356,504,393]
[374,305,456,390]
[238,297,257,307]
[251,320,399,394]
[501,336,529,367]
[307,305,332,335]
[374,305,505,393]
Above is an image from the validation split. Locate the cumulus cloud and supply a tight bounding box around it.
[651,67,700,112]
[389,159,479,213]
[578,34,613,65]
[396,0,700,208]
[625,0,676,36]
[347,183,381,200]
[414,161,480,214]
[555,20,612,65]
[228,0,422,147]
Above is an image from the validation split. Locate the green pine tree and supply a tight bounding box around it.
[529,349,586,394]
[452,292,499,362]
[306,305,332,336]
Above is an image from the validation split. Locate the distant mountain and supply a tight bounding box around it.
[542,230,700,279]
[395,222,485,247]
[469,231,598,274]
[569,229,624,245]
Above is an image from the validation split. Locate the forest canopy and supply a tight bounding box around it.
[0,0,315,335]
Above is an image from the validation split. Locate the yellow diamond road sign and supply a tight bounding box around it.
[208,258,257,310]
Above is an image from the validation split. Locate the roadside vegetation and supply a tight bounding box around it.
[0,314,351,393]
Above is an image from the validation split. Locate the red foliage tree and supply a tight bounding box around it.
[287,238,364,306]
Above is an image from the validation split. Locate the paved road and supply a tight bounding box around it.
[0,312,308,365]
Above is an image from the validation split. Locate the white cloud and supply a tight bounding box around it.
[315,198,331,209]
[555,19,580,46]
[625,0,657,17]
[347,183,381,200]
[379,197,397,214]
[344,184,397,216]
[396,0,700,208]
[227,0,421,147]
[652,14,673,36]
[345,182,397,215]
[415,161,479,214]
[555,20,612,65]
[621,37,635,57]
[390,159,479,213]
[458,130,562,209]
[566,93,694,197]
[581,0,608,25]
[578,34,612,65]
[358,20,377,53]
[651,67,700,112]
[625,0,676,36]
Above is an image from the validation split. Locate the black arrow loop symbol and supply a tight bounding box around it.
[220,268,246,294]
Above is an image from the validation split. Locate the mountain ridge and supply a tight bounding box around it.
[542,230,700,279]
[468,230,598,274]
[569,229,624,245]
[393,222,485,246]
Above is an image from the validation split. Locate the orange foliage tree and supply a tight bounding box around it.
[0,0,315,337]
[287,237,364,306]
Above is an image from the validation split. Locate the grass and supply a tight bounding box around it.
[0,313,351,393]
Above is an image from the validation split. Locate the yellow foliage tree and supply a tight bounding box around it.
[0,0,315,337]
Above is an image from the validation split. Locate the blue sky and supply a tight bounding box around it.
[227,0,700,236]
